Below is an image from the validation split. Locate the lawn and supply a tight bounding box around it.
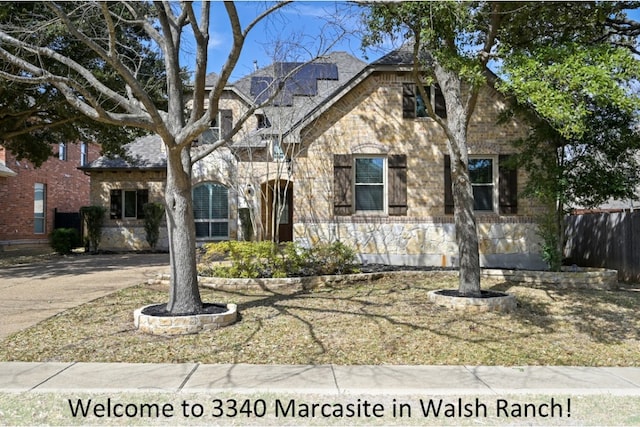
[1,272,638,366]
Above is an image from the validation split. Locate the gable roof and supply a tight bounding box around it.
[82,48,422,170]
[0,162,16,177]
[81,134,166,171]
[230,51,367,147]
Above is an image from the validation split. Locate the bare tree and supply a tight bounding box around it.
[0,1,293,314]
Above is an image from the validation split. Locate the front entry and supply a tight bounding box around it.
[261,180,293,242]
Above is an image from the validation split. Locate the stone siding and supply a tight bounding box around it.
[293,219,545,269]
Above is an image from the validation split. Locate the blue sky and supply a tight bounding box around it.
[187,2,640,82]
[181,2,386,81]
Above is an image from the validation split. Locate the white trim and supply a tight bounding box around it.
[469,155,498,213]
[353,155,387,215]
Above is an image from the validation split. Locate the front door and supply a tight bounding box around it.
[261,180,293,242]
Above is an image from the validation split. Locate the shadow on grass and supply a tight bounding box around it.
[216,277,571,364]
[487,280,640,344]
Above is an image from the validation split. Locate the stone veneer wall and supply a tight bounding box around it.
[293,218,545,270]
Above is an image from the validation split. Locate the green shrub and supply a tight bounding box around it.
[142,202,165,249]
[309,241,359,275]
[199,240,358,278]
[49,228,80,255]
[80,205,106,253]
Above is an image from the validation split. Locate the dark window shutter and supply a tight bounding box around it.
[136,189,149,219]
[434,85,447,118]
[221,109,233,140]
[110,190,122,219]
[109,190,122,219]
[388,155,407,216]
[402,83,416,119]
[333,154,353,216]
[499,155,518,214]
[444,155,454,214]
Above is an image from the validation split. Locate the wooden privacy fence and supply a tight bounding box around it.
[565,211,640,282]
[53,208,82,236]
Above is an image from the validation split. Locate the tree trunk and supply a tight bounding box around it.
[165,145,202,314]
[451,157,482,295]
[435,66,482,296]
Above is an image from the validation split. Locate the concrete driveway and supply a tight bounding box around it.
[0,253,169,340]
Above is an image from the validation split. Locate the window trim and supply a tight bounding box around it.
[80,142,88,166]
[469,155,498,213]
[353,155,387,215]
[403,83,447,120]
[192,182,230,241]
[109,189,148,220]
[58,143,67,161]
[123,190,139,219]
[34,183,46,234]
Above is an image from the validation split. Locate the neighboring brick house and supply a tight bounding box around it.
[82,47,545,269]
[0,141,100,249]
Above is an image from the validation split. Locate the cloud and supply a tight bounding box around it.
[208,32,226,51]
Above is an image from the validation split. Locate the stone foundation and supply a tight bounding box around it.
[294,220,545,270]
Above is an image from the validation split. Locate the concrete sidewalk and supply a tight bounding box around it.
[2,362,640,395]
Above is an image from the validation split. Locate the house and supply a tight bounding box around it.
[0,141,100,250]
[81,47,546,269]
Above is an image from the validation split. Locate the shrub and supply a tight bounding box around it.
[309,241,359,275]
[200,240,358,278]
[142,202,165,250]
[49,228,80,255]
[80,206,106,253]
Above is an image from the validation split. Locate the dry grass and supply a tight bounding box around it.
[1,273,639,366]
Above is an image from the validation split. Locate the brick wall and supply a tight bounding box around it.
[0,142,100,246]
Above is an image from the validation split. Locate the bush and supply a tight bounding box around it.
[199,240,358,278]
[80,205,106,253]
[142,202,165,249]
[49,228,80,255]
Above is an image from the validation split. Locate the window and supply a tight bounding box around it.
[333,154,407,216]
[469,158,495,211]
[80,142,88,166]
[444,155,518,214]
[271,140,286,161]
[403,83,447,119]
[58,143,67,161]
[110,189,148,219]
[34,183,46,234]
[256,113,271,129]
[355,157,385,212]
[200,109,233,145]
[193,182,229,239]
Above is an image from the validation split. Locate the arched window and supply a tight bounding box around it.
[192,182,229,240]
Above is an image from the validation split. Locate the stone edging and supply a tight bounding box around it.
[428,290,517,312]
[149,270,439,292]
[481,267,618,290]
[149,266,617,292]
[134,303,238,335]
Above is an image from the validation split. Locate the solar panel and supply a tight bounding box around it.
[249,62,339,106]
[250,76,274,104]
